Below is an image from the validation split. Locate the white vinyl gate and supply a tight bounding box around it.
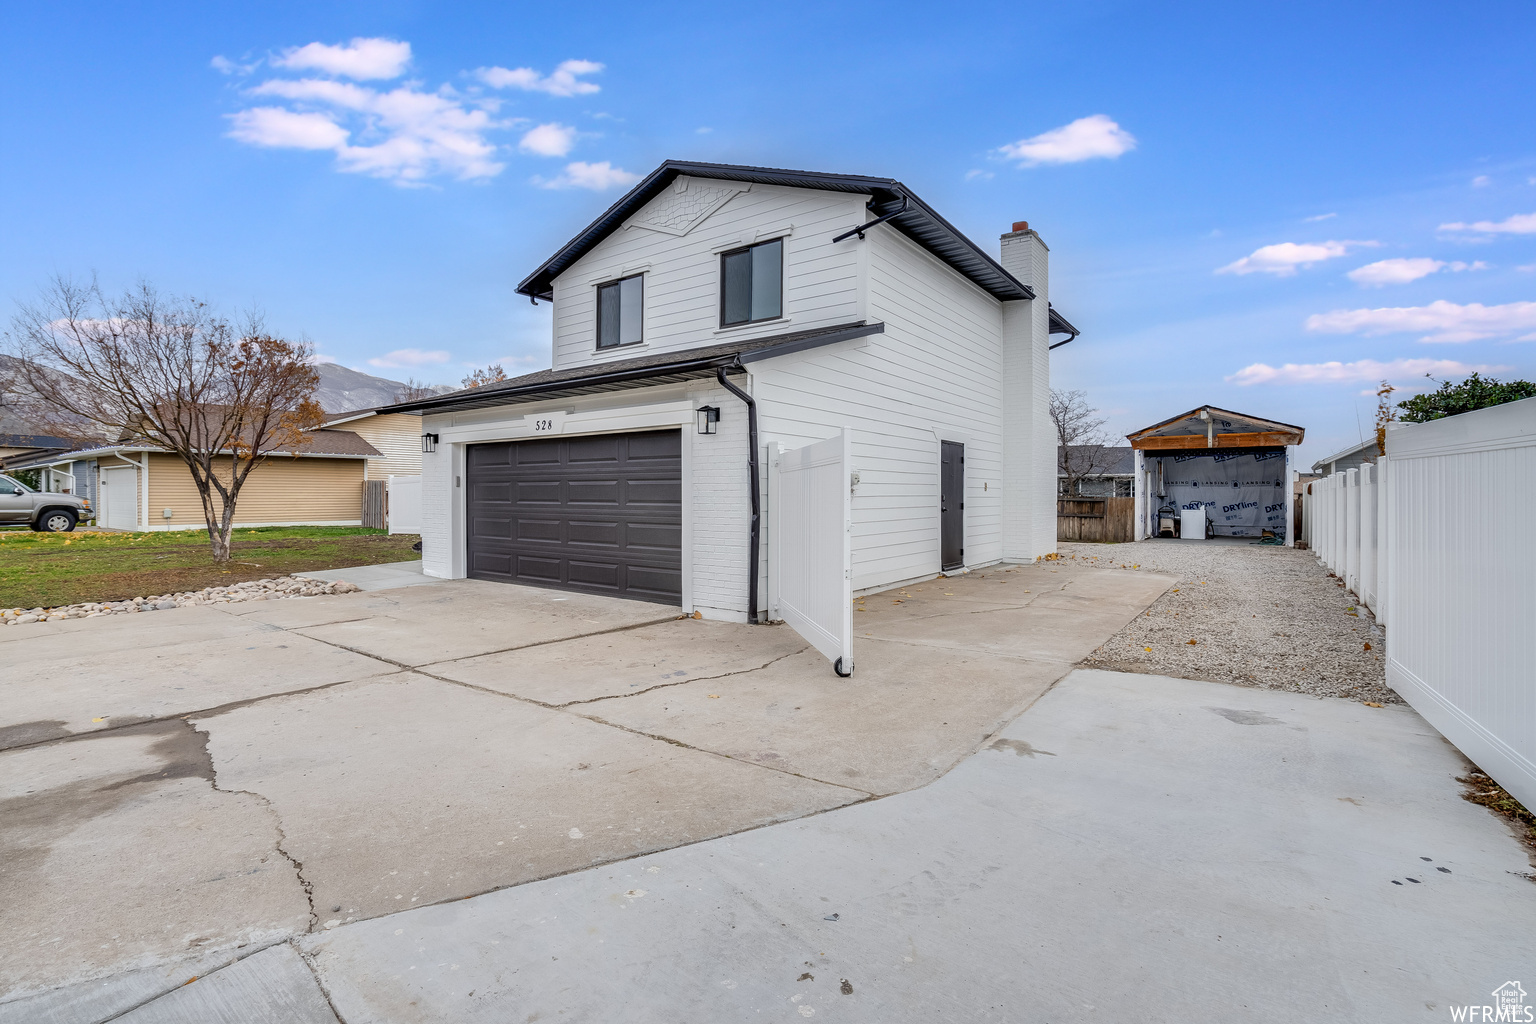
[770,432,854,676]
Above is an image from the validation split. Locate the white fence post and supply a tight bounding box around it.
[1344,468,1361,596]
[1374,458,1388,625]
[1358,464,1376,614]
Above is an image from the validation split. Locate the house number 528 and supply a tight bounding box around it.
[532,418,555,432]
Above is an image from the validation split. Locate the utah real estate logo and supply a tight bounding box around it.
[1451,981,1531,1022]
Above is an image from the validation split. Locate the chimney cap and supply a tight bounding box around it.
[1012,220,1029,233]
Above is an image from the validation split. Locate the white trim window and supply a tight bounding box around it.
[720,238,783,327]
[597,274,644,349]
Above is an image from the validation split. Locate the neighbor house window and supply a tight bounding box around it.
[597,275,644,349]
[720,238,783,327]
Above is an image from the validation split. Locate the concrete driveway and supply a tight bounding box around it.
[0,559,1172,1007]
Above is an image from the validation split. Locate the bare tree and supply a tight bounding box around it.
[1050,388,1113,497]
[461,364,507,389]
[6,278,323,561]
[393,376,437,403]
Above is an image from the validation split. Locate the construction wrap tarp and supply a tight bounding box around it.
[1151,449,1288,538]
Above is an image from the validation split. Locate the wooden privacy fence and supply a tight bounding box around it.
[1308,397,1536,812]
[362,479,386,529]
[1057,496,1135,543]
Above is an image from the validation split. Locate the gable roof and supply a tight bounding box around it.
[388,321,885,415]
[0,433,74,451]
[515,160,1050,310]
[1127,405,1304,450]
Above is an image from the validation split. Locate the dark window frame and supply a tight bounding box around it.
[596,273,645,350]
[718,237,785,329]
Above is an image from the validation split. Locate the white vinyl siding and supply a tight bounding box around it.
[551,184,867,370]
[751,225,1007,593]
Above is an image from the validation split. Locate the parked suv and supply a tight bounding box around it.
[0,474,90,532]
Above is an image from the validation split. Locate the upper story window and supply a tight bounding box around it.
[597,274,644,349]
[720,238,783,327]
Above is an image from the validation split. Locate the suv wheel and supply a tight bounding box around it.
[39,509,77,533]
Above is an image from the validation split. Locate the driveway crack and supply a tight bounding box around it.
[557,644,811,707]
[183,719,320,933]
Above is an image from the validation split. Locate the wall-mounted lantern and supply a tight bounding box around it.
[695,406,720,435]
[421,433,439,453]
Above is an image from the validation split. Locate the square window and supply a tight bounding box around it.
[720,238,783,327]
[597,275,643,349]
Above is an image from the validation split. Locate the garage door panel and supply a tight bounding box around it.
[514,555,564,582]
[513,439,563,466]
[471,516,514,539]
[566,519,621,547]
[515,518,563,543]
[567,559,622,589]
[510,480,560,505]
[567,479,622,505]
[566,435,622,463]
[626,522,682,552]
[625,432,681,461]
[626,565,683,596]
[625,478,684,506]
[467,430,682,604]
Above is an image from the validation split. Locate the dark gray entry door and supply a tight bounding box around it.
[940,440,964,571]
[466,430,682,603]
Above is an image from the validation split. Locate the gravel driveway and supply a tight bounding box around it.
[1066,538,1393,704]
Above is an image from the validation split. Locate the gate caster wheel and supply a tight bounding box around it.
[833,657,853,678]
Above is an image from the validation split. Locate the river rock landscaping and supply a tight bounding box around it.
[0,575,362,625]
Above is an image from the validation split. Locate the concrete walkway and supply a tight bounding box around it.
[296,559,434,592]
[24,669,1533,1022]
[0,561,1174,1013]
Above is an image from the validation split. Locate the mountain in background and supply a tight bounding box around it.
[315,363,453,414]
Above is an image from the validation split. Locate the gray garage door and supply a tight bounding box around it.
[466,430,682,603]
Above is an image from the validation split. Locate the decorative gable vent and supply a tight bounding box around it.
[626,176,747,236]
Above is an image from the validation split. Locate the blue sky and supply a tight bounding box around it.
[3,1,1534,465]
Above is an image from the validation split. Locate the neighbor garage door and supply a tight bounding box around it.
[466,430,682,603]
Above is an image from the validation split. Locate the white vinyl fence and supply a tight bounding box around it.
[1308,398,1536,810]
[387,475,423,535]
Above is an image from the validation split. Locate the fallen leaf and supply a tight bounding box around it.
[1363,642,1372,651]
[1144,647,1153,652]
[707,694,721,699]
[1363,701,1384,708]
[691,610,702,620]
[1186,639,1198,645]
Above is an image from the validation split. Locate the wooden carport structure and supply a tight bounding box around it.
[1126,405,1305,543]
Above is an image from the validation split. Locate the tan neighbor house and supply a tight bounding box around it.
[7,429,381,531]
[319,407,424,480]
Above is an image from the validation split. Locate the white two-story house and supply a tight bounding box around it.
[393,161,1078,621]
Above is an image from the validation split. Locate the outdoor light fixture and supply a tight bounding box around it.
[421,433,439,453]
[696,405,720,435]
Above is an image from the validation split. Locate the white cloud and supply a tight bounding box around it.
[476,59,603,96]
[308,353,342,365]
[1228,358,1505,386]
[1346,257,1487,286]
[368,348,452,369]
[1305,299,1536,343]
[997,114,1136,166]
[1303,212,1337,222]
[519,123,577,157]
[210,55,260,76]
[695,126,713,135]
[274,38,411,80]
[232,76,504,183]
[1216,239,1377,277]
[227,107,350,150]
[965,168,994,182]
[536,160,640,191]
[1472,174,1492,187]
[1439,211,1536,235]
[1520,264,1536,273]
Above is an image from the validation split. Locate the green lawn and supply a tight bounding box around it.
[0,526,421,609]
